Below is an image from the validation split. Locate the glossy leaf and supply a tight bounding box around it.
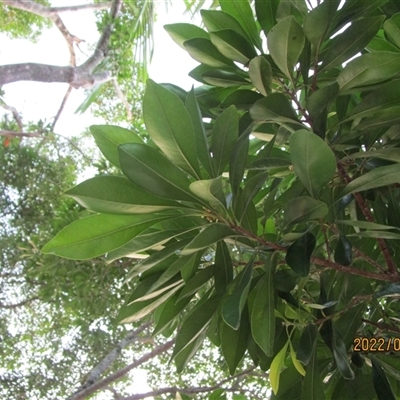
[371,358,396,400]
[337,219,400,231]
[285,232,316,277]
[270,340,289,395]
[202,69,249,87]
[184,38,235,68]
[219,0,262,51]
[337,52,400,92]
[251,266,276,357]
[221,258,253,329]
[307,83,339,120]
[209,30,257,65]
[284,196,328,228]
[332,329,355,379]
[66,176,182,214]
[164,23,209,49]
[211,105,239,175]
[201,10,248,40]
[302,343,326,400]
[185,88,214,177]
[230,133,249,199]
[334,234,352,266]
[177,267,215,301]
[267,16,305,80]
[181,224,239,256]
[289,130,336,197]
[343,147,400,163]
[189,177,226,210]
[255,0,279,36]
[214,241,234,295]
[342,164,400,195]
[249,56,272,96]
[289,340,305,376]
[90,125,143,168]
[172,295,220,360]
[144,80,200,178]
[118,143,200,203]
[384,12,400,48]
[297,324,318,366]
[374,283,400,298]
[319,16,384,72]
[42,214,168,260]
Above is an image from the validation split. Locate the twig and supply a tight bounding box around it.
[112,78,133,121]
[51,85,73,131]
[0,130,42,137]
[0,101,23,131]
[0,296,39,309]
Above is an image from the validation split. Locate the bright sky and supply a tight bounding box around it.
[0,0,200,137]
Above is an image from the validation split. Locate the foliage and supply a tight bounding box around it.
[0,0,51,42]
[43,0,400,398]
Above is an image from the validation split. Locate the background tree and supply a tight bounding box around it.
[44,0,400,399]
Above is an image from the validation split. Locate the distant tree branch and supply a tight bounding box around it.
[0,101,23,131]
[112,78,133,121]
[0,296,39,309]
[120,367,257,400]
[48,3,112,14]
[51,85,73,131]
[0,130,42,137]
[68,338,175,400]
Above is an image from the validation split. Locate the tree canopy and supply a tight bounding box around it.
[42,0,400,398]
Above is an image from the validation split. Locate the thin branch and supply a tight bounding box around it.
[68,339,175,400]
[51,85,73,131]
[120,367,256,400]
[0,296,39,309]
[0,102,23,131]
[112,78,133,121]
[0,130,42,137]
[49,3,111,13]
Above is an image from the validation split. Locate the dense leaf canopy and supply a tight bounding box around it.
[43,0,400,398]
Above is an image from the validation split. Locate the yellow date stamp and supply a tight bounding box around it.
[353,337,400,352]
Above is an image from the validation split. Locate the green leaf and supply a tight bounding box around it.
[214,241,234,295]
[270,340,289,395]
[284,197,329,228]
[177,267,215,301]
[219,0,262,51]
[334,234,352,266]
[342,164,400,195]
[285,232,316,277]
[332,329,355,379]
[302,343,326,400]
[249,56,272,96]
[173,295,220,360]
[307,83,339,120]
[221,257,253,329]
[343,148,400,163]
[336,219,400,231]
[384,12,400,48]
[202,70,250,87]
[297,324,318,366]
[211,105,239,175]
[90,125,143,168]
[337,52,400,92]
[221,90,264,110]
[118,143,200,204]
[189,177,226,209]
[230,133,249,199]
[164,23,209,49]
[184,38,235,68]
[181,224,239,256]
[255,0,279,36]
[374,283,400,298]
[185,88,214,177]
[251,266,276,357]
[144,80,200,178]
[319,16,384,73]
[371,358,396,400]
[303,0,338,46]
[66,176,182,214]
[209,30,257,64]
[42,214,168,260]
[201,10,248,40]
[267,16,305,80]
[220,317,248,374]
[289,340,305,377]
[289,130,336,197]
[250,93,301,126]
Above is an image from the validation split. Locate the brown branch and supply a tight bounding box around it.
[361,318,400,335]
[51,85,73,131]
[0,296,39,309]
[120,367,256,400]
[48,3,111,14]
[68,339,175,400]
[0,130,42,137]
[337,161,398,275]
[112,78,133,121]
[0,102,23,131]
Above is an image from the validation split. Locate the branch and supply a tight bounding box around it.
[0,130,42,137]
[68,339,175,400]
[120,367,256,400]
[0,296,39,309]
[49,3,111,13]
[0,102,23,131]
[51,85,73,131]
[112,78,133,121]
[78,323,151,392]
